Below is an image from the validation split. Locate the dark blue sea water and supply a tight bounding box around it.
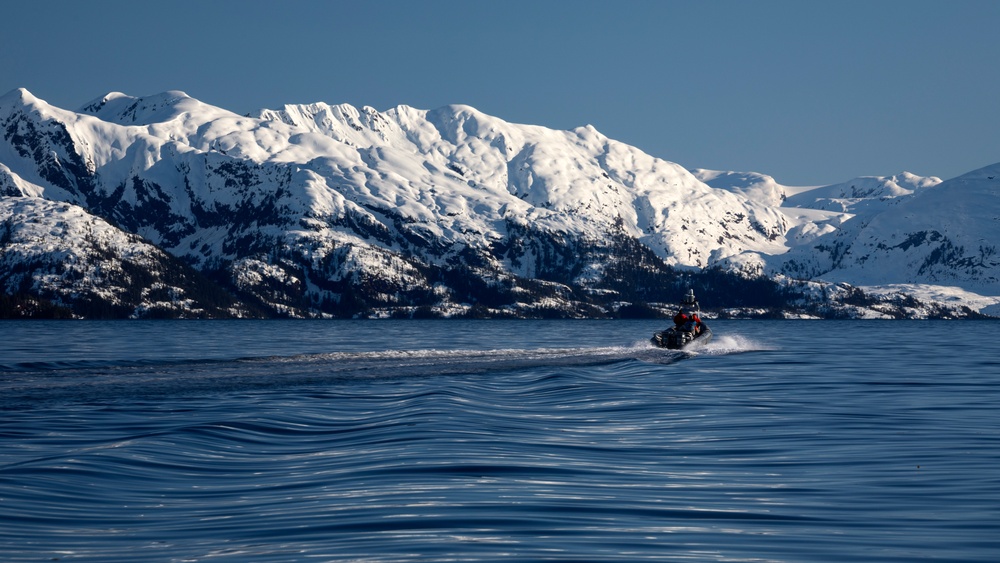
[2,320,998,562]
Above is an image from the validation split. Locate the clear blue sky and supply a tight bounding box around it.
[3,0,998,185]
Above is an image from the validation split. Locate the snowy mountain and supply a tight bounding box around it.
[1,87,997,318]
[776,165,1000,293]
[698,166,1000,317]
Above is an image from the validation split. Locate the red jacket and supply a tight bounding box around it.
[674,312,701,327]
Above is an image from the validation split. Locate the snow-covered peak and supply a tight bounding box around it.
[886,163,999,226]
[79,90,239,127]
[78,91,131,112]
[690,168,788,207]
[0,88,81,124]
[257,101,364,130]
[0,88,43,110]
[944,161,1000,184]
[783,172,941,213]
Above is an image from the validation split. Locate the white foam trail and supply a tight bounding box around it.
[699,334,773,355]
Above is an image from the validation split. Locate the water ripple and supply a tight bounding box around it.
[1,321,998,562]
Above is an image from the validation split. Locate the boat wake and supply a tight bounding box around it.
[273,344,686,377]
[274,332,766,377]
[1,334,766,409]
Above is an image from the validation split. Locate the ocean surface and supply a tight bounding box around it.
[1,319,998,562]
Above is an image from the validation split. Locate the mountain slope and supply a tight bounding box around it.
[0,197,260,318]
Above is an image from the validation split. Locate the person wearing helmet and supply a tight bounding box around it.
[674,290,702,334]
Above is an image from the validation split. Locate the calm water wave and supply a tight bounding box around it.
[1,320,998,562]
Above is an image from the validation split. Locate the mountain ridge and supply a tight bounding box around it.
[2,88,997,318]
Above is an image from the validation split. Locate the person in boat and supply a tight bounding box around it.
[673,308,702,334]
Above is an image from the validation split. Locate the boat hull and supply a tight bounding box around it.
[651,325,713,350]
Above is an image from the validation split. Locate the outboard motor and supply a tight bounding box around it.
[668,329,693,349]
[651,327,693,349]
